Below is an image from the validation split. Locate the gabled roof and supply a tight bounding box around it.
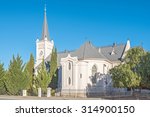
[71,41,107,60]
[56,42,108,66]
[43,41,126,67]
[100,44,126,61]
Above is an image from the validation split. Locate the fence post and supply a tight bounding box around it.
[47,87,51,97]
[38,88,41,97]
[22,90,27,96]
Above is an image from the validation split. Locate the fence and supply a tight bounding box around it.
[21,87,150,99]
[56,86,133,98]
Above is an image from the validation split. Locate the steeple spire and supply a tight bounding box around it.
[42,5,50,40]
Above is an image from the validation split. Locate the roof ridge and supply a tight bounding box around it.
[98,43,125,48]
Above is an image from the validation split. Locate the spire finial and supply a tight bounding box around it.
[44,4,46,13]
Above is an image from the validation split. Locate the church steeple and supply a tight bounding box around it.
[35,4,54,70]
[42,5,50,40]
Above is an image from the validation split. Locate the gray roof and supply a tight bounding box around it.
[57,41,107,66]
[71,41,107,60]
[57,42,126,66]
[100,44,126,61]
[42,41,126,67]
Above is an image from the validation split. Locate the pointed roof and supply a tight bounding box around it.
[100,44,126,61]
[56,42,107,65]
[41,6,50,40]
[42,41,127,67]
[72,41,107,60]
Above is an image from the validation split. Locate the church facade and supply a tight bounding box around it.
[35,8,130,97]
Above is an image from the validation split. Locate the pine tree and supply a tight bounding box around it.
[49,48,58,89]
[0,63,6,94]
[24,53,35,95]
[35,58,50,94]
[5,55,30,95]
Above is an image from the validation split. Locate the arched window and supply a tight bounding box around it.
[68,62,71,70]
[68,77,71,85]
[92,65,97,76]
[92,65,97,84]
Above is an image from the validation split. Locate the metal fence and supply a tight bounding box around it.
[55,86,133,98]
[55,87,150,98]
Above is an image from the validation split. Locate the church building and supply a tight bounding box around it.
[35,7,130,97]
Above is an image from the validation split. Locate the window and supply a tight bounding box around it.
[92,65,97,76]
[68,62,71,70]
[68,77,71,85]
[80,74,82,78]
[103,64,106,74]
[92,65,97,84]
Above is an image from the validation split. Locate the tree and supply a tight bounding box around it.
[124,46,145,69]
[5,55,30,95]
[35,59,50,94]
[110,47,144,91]
[24,53,35,95]
[0,63,6,94]
[49,48,58,89]
[137,52,150,88]
[110,64,141,89]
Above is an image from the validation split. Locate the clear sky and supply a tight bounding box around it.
[0,0,150,68]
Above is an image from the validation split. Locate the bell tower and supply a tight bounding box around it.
[35,6,54,66]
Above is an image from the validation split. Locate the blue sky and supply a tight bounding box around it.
[0,0,150,68]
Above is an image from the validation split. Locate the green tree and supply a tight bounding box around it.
[24,53,35,95]
[35,59,50,94]
[110,64,141,89]
[137,52,150,88]
[110,47,144,92]
[49,48,58,89]
[0,63,6,94]
[124,46,145,69]
[5,55,30,95]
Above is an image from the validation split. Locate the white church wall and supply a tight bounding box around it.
[60,57,116,97]
[76,61,89,90]
[36,40,44,64]
[82,59,113,84]
[60,55,79,96]
[44,39,54,59]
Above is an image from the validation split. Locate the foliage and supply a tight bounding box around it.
[35,59,50,94]
[49,48,58,89]
[24,53,35,95]
[110,64,141,88]
[124,46,145,69]
[137,52,150,88]
[51,89,56,96]
[110,47,145,89]
[5,55,30,95]
[0,63,6,94]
